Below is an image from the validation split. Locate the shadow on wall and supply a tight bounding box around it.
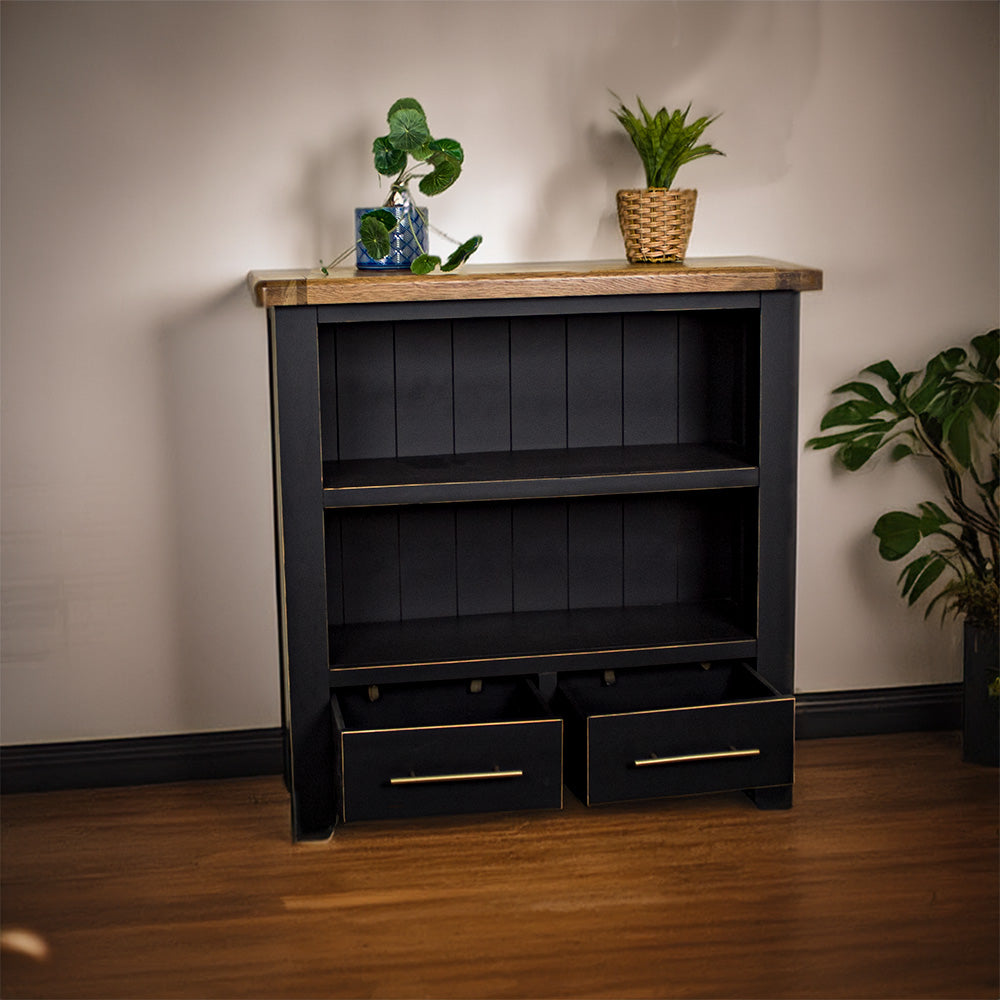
[158,283,280,733]
[287,122,373,269]
[518,0,821,261]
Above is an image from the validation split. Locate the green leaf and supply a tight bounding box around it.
[610,94,722,189]
[805,420,898,452]
[862,360,902,391]
[387,106,430,152]
[972,381,999,421]
[372,135,407,176]
[873,510,923,561]
[839,434,885,471]
[917,500,952,528]
[428,138,463,164]
[418,154,461,196]
[440,235,482,272]
[387,97,425,120]
[904,554,947,605]
[890,443,914,462]
[819,398,883,430]
[945,409,972,468]
[971,329,999,378]
[898,552,935,596]
[359,213,392,259]
[410,254,441,275]
[365,208,398,231]
[832,380,895,409]
[907,371,946,413]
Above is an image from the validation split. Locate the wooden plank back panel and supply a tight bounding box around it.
[455,505,513,616]
[510,316,567,451]
[395,322,454,457]
[332,324,396,461]
[567,314,623,448]
[623,313,679,446]
[453,318,511,454]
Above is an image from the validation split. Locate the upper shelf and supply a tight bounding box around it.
[324,443,757,508]
[248,257,823,309]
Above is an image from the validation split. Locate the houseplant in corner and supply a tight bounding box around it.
[611,93,724,263]
[806,329,999,766]
[321,98,481,276]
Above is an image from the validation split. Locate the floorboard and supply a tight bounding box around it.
[2,732,997,999]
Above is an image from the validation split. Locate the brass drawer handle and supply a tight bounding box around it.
[389,768,524,786]
[633,748,761,767]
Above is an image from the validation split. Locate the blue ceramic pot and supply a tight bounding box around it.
[355,206,427,269]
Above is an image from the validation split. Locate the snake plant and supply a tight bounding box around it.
[611,93,724,189]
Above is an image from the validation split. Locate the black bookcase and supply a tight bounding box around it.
[252,259,821,840]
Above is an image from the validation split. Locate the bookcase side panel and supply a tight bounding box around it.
[756,291,799,694]
[270,305,336,840]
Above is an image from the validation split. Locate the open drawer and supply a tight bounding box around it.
[554,661,793,807]
[331,677,563,823]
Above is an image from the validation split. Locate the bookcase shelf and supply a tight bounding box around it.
[323,443,757,507]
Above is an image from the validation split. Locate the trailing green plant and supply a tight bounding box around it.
[806,329,999,635]
[610,93,724,189]
[320,98,482,275]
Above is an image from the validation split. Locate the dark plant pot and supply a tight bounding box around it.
[355,205,426,269]
[963,622,999,767]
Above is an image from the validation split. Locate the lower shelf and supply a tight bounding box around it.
[329,601,756,684]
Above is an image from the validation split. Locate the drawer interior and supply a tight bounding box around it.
[334,676,552,732]
[557,661,780,716]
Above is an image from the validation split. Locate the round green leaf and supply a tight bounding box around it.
[365,208,398,231]
[428,138,464,164]
[410,254,441,275]
[373,135,406,176]
[418,155,461,196]
[388,97,425,120]
[388,107,430,152]
[359,214,392,259]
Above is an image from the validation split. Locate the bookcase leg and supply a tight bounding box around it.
[746,784,793,810]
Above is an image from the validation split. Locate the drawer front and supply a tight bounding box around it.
[337,716,563,822]
[584,697,793,805]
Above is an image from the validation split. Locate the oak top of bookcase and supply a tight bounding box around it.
[248,257,822,308]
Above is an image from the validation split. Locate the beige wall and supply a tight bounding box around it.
[2,0,997,744]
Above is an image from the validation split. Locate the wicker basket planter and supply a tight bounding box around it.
[616,188,698,263]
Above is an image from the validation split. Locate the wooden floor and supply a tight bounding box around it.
[1,731,997,1000]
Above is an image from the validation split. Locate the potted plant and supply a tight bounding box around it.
[611,93,724,263]
[806,329,999,766]
[321,98,482,276]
